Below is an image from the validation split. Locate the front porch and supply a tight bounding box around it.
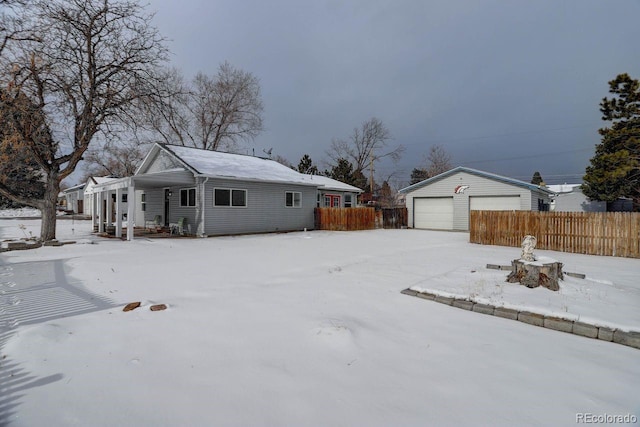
[89,170,199,241]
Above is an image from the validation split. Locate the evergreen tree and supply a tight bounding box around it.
[531,171,544,185]
[351,169,368,191]
[583,74,640,206]
[297,154,318,174]
[324,158,368,190]
[0,89,46,208]
[410,168,429,185]
[326,158,354,184]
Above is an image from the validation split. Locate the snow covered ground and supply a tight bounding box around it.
[0,208,43,218]
[1,217,639,426]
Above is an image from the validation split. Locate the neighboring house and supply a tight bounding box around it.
[89,143,362,240]
[299,174,362,208]
[61,183,86,213]
[84,176,134,221]
[547,184,606,213]
[399,166,553,231]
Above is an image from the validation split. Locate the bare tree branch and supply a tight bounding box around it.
[0,0,168,240]
[327,117,403,172]
[137,62,264,152]
[424,144,452,177]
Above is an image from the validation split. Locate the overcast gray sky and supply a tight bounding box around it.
[145,0,640,186]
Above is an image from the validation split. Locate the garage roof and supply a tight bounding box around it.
[399,166,554,194]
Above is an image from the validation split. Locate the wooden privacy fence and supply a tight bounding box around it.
[470,211,640,258]
[314,207,408,231]
[381,207,408,229]
[315,207,376,231]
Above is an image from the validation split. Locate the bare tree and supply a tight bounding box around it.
[140,62,264,152]
[273,154,293,169]
[0,0,167,241]
[425,144,452,177]
[328,117,403,172]
[81,140,147,181]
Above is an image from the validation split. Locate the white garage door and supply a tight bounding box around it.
[414,197,454,230]
[470,196,521,211]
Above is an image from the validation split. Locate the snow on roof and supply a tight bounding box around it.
[299,174,363,193]
[92,176,119,185]
[62,183,86,193]
[161,144,315,186]
[546,184,581,194]
[85,176,120,193]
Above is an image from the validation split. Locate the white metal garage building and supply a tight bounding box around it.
[399,167,554,231]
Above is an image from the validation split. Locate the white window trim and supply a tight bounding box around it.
[285,191,302,208]
[344,194,352,208]
[179,187,197,207]
[213,187,248,208]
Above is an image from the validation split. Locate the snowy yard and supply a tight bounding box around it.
[1,217,639,426]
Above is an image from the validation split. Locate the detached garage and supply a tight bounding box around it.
[399,167,553,231]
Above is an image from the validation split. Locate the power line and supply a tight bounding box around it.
[458,147,593,165]
[405,122,600,146]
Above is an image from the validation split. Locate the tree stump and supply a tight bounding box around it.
[506,260,563,291]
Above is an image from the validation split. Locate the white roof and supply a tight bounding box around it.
[62,183,85,193]
[547,184,581,193]
[162,145,314,186]
[92,176,118,185]
[299,174,363,193]
[85,176,119,194]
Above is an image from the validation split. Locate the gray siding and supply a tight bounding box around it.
[405,171,547,231]
[139,188,169,225]
[203,179,316,235]
[529,189,552,212]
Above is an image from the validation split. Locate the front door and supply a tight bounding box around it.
[325,194,341,207]
[164,189,170,226]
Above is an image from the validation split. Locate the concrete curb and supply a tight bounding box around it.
[401,289,640,351]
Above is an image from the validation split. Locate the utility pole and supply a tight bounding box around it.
[369,151,374,195]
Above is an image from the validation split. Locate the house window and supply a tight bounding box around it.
[317,193,321,208]
[214,188,247,207]
[285,191,301,208]
[122,193,128,203]
[180,188,196,207]
[344,194,352,208]
[141,193,146,212]
[325,194,341,207]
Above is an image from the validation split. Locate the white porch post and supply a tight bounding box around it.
[91,192,97,231]
[196,177,206,237]
[115,188,122,238]
[98,190,105,233]
[106,191,113,228]
[127,183,135,241]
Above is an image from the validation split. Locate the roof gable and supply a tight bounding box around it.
[399,166,553,194]
[136,145,192,175]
